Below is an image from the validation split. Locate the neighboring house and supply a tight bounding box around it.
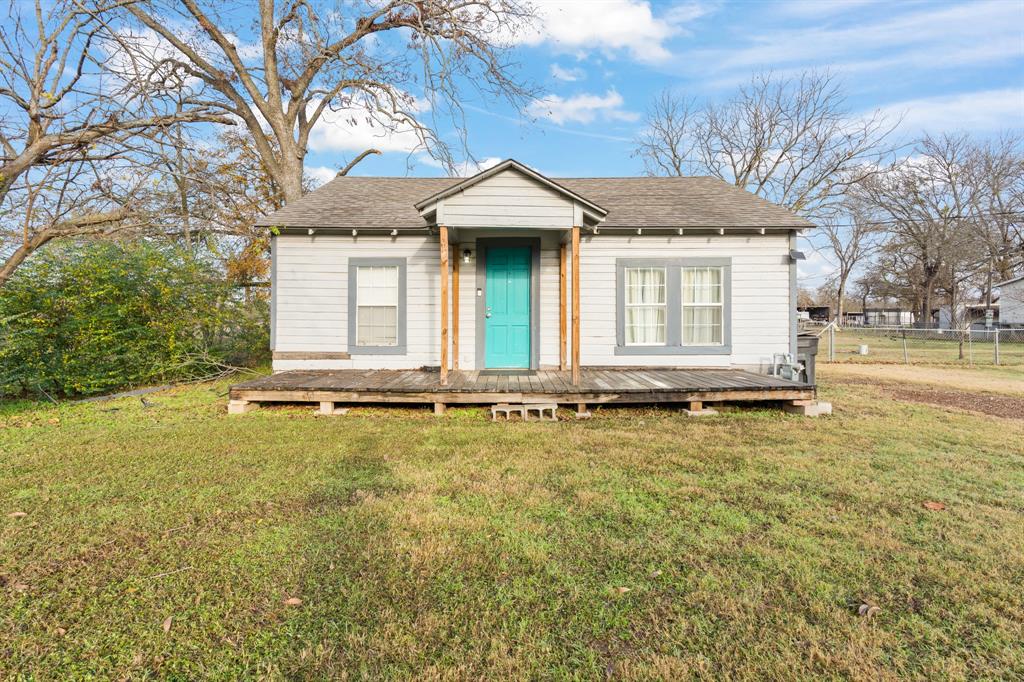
[864,308,915,326]
[256,159,811,378]
[996,274,1024,326]
[938,302,1003,330]
[842,308,915,327]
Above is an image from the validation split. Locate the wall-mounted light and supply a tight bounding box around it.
[462,249,472,264]
[677,228,684,236]
[718,228,725,235]
[636,228,643,235]
[307,228,315,235]
[391,229,398,236]
[351,229,358,237]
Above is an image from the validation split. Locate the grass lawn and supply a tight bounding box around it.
[822,329,1024,367]
[2,372,1023,679]
[819,363,1024,397]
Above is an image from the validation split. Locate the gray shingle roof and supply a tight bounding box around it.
[255,175,813,229]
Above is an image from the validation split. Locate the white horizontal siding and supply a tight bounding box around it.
[1001,281,1024,325]
[452,230,565,370]
[577,234,792,370]
[442,169,574,229]
[273,234,443,369]
[272,231,793,373]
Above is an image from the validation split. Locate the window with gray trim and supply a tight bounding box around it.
[348,257,407,354]
[615,258,732,355]
[682,266,724,345]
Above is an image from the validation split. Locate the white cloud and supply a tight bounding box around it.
[877,88,1024,135]
[226,33,263,61]
[304,165,337,187]
[699,0,1022,80]
[550,64,586,82]
[306,99,430,155]
[101,27,200,91]
[528,89,640,126]
[517,0,711,63]
[454,156,504,177]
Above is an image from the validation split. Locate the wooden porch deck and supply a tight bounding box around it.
[229,368,814,409]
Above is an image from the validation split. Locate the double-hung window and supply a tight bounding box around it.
[356,265,399,346]
[624,266,667,345]
[348,258,406,354]
[682,266,724,345]
[616,258,730,354]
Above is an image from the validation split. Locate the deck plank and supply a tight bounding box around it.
[231,367,814,404]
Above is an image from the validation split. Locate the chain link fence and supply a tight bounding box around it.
[812,325,1024,366]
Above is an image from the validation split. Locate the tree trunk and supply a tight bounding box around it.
[921,271,938,329]
[0,209,127,287]
[835,276,846,324]
[0,231,53,286]
[278,139,306,204]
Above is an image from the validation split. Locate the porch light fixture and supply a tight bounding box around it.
[636,228,642,235]
[678,228,684,235]
[307,228,315,235]
[463,249,472,264]
[391,229,398,236]
[718,228,725,235]
[352,229,358,236]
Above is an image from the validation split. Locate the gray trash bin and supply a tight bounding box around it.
[797,333,819,385]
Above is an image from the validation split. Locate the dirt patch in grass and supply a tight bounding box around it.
[829,375,1024,420]
[819,363,1024,396]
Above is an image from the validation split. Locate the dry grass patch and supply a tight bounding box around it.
[820,362,1024,396]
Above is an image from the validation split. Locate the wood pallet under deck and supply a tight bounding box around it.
[229,368,814,409]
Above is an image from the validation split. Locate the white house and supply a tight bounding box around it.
[996,274,1024,326]
[230,160,821,415]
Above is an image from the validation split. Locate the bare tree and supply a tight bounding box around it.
[857,134,990,325]
[819,205,880,322]
[119,0,537,204]
[633,71,900,220]
[969,133,1024,303]
[0,0,228,285]
[634,92,699,177]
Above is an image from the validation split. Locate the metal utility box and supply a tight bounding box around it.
[797,333,819,385]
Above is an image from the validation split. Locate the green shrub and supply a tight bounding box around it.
[0,241,268,398]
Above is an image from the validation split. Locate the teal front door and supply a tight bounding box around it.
[485,246,531,368]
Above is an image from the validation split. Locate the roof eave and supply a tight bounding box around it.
[413,159,608,218]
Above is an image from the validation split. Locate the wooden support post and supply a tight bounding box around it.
[559,242,567,371]
[434,402,446,415]
[452,245,460,371]
[571,226,581,385]
[439,226,449,386]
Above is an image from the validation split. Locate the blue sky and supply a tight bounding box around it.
[303,0,1024,182]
